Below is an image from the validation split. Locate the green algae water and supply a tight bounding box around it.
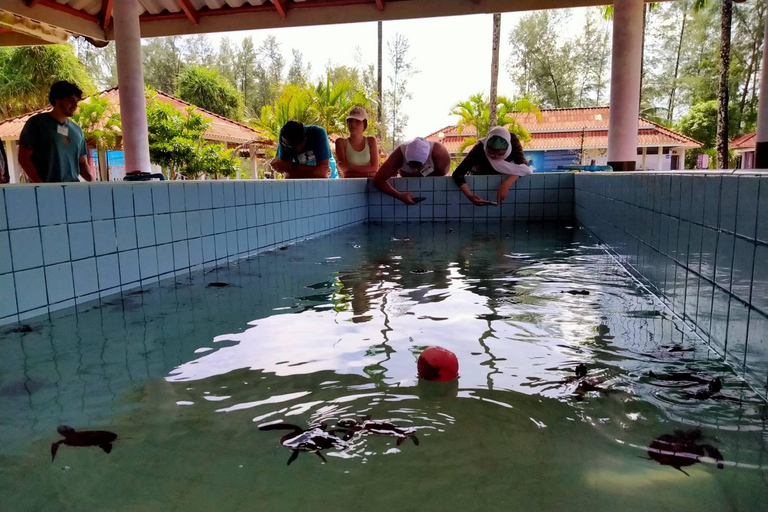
[1,222,766,512]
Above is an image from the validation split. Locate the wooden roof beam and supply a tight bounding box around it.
[23,0,99,23]
[273,0,289,19]
[176,0,200,25]
[100,0,113,31]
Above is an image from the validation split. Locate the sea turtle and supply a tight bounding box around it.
[51,426,118,462]
[259,422,347,465]
[563,290,590,296]
[336,416,419,446]
[207,282,229,288]
[684,377,723,400]
[646,429,724,476]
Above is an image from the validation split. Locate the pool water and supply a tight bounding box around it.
[1,222,767,512]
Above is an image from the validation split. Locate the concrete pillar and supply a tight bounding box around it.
[4,140,19,184]
[641,147,647,169]
[607,0,644,172]
[249,144,259,179]
[113,0,151,173]
[656,147,664,171]
[679,149,686,170]
[97,148,109,181]
[755,12,768,168]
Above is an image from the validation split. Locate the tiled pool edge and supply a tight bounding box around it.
[574,172,768,397]
[0,179,367,325]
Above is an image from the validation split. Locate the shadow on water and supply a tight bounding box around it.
[1,222,766,512]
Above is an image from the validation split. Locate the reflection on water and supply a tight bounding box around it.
[1,222,767,512]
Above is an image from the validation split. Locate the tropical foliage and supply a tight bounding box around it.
[145,91,239,180]
[0,45,95,120]
[176,65,244,120]
[71,96,121,151]
[450,93,542,153]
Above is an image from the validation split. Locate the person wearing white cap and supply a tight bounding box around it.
[373,137,451,204]
[335,106,379,178]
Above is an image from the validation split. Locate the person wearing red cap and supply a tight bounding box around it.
[335,107,380,178]
[373,137,451,205]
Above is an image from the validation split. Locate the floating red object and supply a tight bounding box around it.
[417,346,459,382]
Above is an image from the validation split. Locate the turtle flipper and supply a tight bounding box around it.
[51,440,63,462]
[674,466,690,477]
[409,434,420,446]
[315,451,328,464]
[702,444,724,469]
[260,423,303,434]
[287,451,299,466]
[396,436,405,446]
[99,443,113,454]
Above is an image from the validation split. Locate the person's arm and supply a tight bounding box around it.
[281,159,331,179]
[337,137,380,178]
[79,154,94,181]
[430,142,451,176]
[452,144,488,206]
[17,145,42,183]
[373,147,416,205]
[496,175,519,204]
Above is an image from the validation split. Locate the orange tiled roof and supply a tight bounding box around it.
[425,107,702,153]
[731,131,755,150]
[0,87,271,146]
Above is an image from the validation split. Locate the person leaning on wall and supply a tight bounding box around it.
[269,120,332,179]
[334,107,379,178]
[452,126,533,206]
[372,137,451,205]
[18,81,94,183]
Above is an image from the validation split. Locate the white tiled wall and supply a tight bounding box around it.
[0,179,367,324]
[575,172,768,396]
[367,174,574,222]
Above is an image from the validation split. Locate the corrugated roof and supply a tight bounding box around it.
[731,131,755,150]
[0,87,271,146]
[426,107,702,153]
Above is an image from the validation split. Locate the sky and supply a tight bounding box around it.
[206,9,592,139]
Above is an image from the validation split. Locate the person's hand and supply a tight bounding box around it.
[497,187,509,204]
[469,194,488,206]
[398,192,417,205]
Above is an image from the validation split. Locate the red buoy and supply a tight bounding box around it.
[417,346,459,382]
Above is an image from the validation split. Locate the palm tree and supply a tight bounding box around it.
[313,73,354,136]
[450,93,541,154]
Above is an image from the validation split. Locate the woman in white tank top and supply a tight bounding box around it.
[334,107,380,178]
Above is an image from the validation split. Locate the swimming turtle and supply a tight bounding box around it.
[336,416,419,446]
[207,282,229,288]
[51,425,118,462]
[684,377,723,400]
[563,290,590,296]
[646,429,724,476]
[259,422,347,465]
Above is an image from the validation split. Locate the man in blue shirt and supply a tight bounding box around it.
[270,121,331,179]
[18,81,93,183]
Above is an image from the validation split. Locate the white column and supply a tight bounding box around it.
[113,0,151,173]
[679,149,686,170]
[97,148,109,181]
[607,0,644,172]
[641,147,647,169]
[249,143,259,179]
[5,140,19,184]
[755,12,768,168]
[656,147,664,171]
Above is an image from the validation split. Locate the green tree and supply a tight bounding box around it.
[233,37,260,114]
[72,96,121,152]
[251,84,316,145]
[287,49,311,85]
[175,65,244,120]
[215,37,237,86]
[450,93,541,153]
[142,36,185,93]
[0,45,96,120]
[71,38,118,90]
[574,10,611,107]
[384,33,417,149]
[507,11,577,108]
[146,91,239,180]
[252,36,285,114]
